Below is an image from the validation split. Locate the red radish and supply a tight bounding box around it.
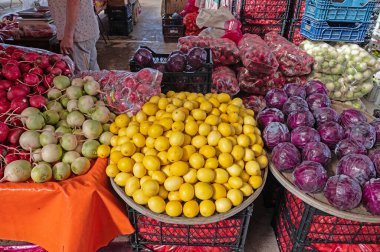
[19,62,32,73]
[0,122,9,142]
[18,152,30,161]
[23,52,39,62]
[54,61,67,70]
[29,95,47,109]
[7,85,29,100]
[49,54,60,64]
[36,56,49,68]
[5,46,16,55]
[8,116,22,127]
[10,97,28,113]
[2,63,20,81]
[23,73,40,86]
[7,128,24,145]
[63,68,72,76]
[29,67,43,75]
[49,67,62,75]
[0,145,6,157]
[43,74,54,88]
[11,51,24,60]
[0,90,6,98]
[0,80,12,89]
[34,85,47,94]
[4,153,18,164]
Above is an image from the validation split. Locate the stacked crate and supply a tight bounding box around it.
[106,3,134,36]
[162,14,185,43]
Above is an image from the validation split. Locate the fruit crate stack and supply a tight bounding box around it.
[296,0,377,42]
[234,0,292,37]
[273,190,380,252]
[106,2,133,36]
[162,14,185,43]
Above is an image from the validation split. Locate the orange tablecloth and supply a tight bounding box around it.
[0,158,135,252]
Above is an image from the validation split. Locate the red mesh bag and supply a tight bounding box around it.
[211,66,240,96]
[242,95,266,114]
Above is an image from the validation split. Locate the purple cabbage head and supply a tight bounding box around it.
[336,154,376,186]
[344,122,376,149]
[305,80,328,96]
[263,122,290,150]
[339,109,367,128]
[287,110,315,130]
[167,51,187,72]
[292,161,328,193]
[334,139,367,160]
[368,149,380,176]
[370,119,380,146]
[153,63,166,73]
[283,83,306,99]
[257,108,285,129]
[324,175,362,211]
[291,126,320,149]
[271,142,301,171]
[187,47,207,71]
[313,107,339,126]
[282,96,309,115]
[302,142,331,166]
[265,88,288,110]
[306,93,331,112]
[362,178,380,215]
[317,121,345,149]
[133,48,154,67]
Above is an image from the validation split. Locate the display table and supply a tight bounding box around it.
[0,158,135,252]
[4,36,60,53]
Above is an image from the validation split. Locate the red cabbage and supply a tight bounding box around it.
[263,122,290,150]
[336,154,376,186]
[271,142,301,171]
[313,107,339,126]
[292,161,328,193]
[339,109,367,128]
[291,126,320,149]
[362,178,380,215]
[133,48,154,67]
[302,142,331,166]
[265,88,288,110]
[334,139,367,160]
[305,80,328,96]
[283,83,306,99]
[306,93,331,112]
[370,119,380,146]
[368,149,380,176]
[257,108,285,129]
[167,52,187,72]
[282,96,309,115]
[287,110,315,130]
[324,175,362,211]
[187,47,207,71]
[318,121,344,149]
[344,122,376,149]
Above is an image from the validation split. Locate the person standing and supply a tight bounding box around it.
[48,0,100,73]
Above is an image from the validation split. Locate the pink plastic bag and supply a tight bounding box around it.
[180,0,199,17]
[238,34,278,75]
[178,36,239,65]
[242,95,267,114]
[81,68,162,116]
[221,19,243,44]
[238,67,286,95]
[264,31,314,77]
[211,66,240,96]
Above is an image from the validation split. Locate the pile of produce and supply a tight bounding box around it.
[105,92,267,218]
[1,75,113,183]
[260,80,380,215]
[211,66,240,96]
[301,41,380,101]
[183,12,201,36]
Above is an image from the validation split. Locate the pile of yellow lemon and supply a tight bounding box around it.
[105,92,267,218]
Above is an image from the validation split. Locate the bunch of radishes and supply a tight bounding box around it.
[211,66,240,96]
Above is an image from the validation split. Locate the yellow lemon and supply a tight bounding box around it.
[115,114,130,128]
[228,112,239,123]
[205,158,219,169]
[172,121,185,132]
[172,97,183,107]
[197,168,216,183]
[149,95,160,103]
[159,118,173,131]
[240,182,254,197]
[169,131,185,146]
[194,182,213,200]
[228,176,243,189]
[170,161,189,177]
[117,136,130,146]
[121,142,136,156]
[142,102,158,116]
[110,136,119,147]
[144,137,155,149]
[252,144,263,156]
[151,171,166,184]
[125,177,140,196]
[207,131,222,146]
[227,189,244,206]
[133,189,149,205]
[244,149,255,162]
[158,185,168,199]
[198,123,211,136]
[233,123,243,135]
[132,133,146,148]
[215,198,232,213]
[199,145,216,159]
[168,191,181,201]
[164,176,184,191]
[220,113,229,122]
[141,179,160,196]
[244,115,256,126]
[214,168,229,184]
[245,161,261,176]
[143,155,161,171]
[106,164,119,177]
[182,145,196,161]
[189,153,205,169]
[135,111,147,123]
[166,104,177,113]
[183,200,199,218]
[157,151,169,165]
[185,120,198,136]
[133,162,147,178]
[140,176,152,186]
[218,153,234,168]
[126,125,139,138]
[110,151,123,164]
[231,97,243,107]
[172,109,186,122]
[179,183,195,202]
[227,164,243,177]
[249,175,263,189]
[231,145,245,161]
[148,196,165,213]
[217,93,231,103]
[158,97,169,110]
[227,104,239,114]
[183,134,192,146]
[199,200,216,217]
[192,109,207,121]
[154,136,170,152]
[145,148,158,156]
[211,108,221,116]
[117,157,135,172]
[166,201,182,217]
[167,146,183,162]
[191,135,207,149]
[148,124,164,138]
[208,97,220,107]
[200,101,213,113]
[257,155,268,169]
[183,168,198,184]
[183,101,194,110]
[218,138,233,153]
[218,123,232,137]
[243,125,254,135]
[97,145,111,158]
[109,122,119,134]
[140,121,152,136]
[247,134,256,145]
[241,171,250,183]
[205,114,220,126]
[212,183,227,200]
[237,135,250,148]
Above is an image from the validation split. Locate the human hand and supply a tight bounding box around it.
[60,35,74,55]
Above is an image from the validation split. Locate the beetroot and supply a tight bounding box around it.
[10,97,28,113]
[2,63,20,81]
[29,95,47,109]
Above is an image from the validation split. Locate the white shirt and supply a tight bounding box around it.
[48,0,99,42]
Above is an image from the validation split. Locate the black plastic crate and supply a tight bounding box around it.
[272,190,380,252]
[162,14,185,43]
[109,18,133,36]
[129,46,213,94]
[128,204,253,252]
[287,18,306,45]
[106,4,133,20]
[238,0,292,20]
[241,19,287,37]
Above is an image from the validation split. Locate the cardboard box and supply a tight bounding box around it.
[164,0,186,15]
